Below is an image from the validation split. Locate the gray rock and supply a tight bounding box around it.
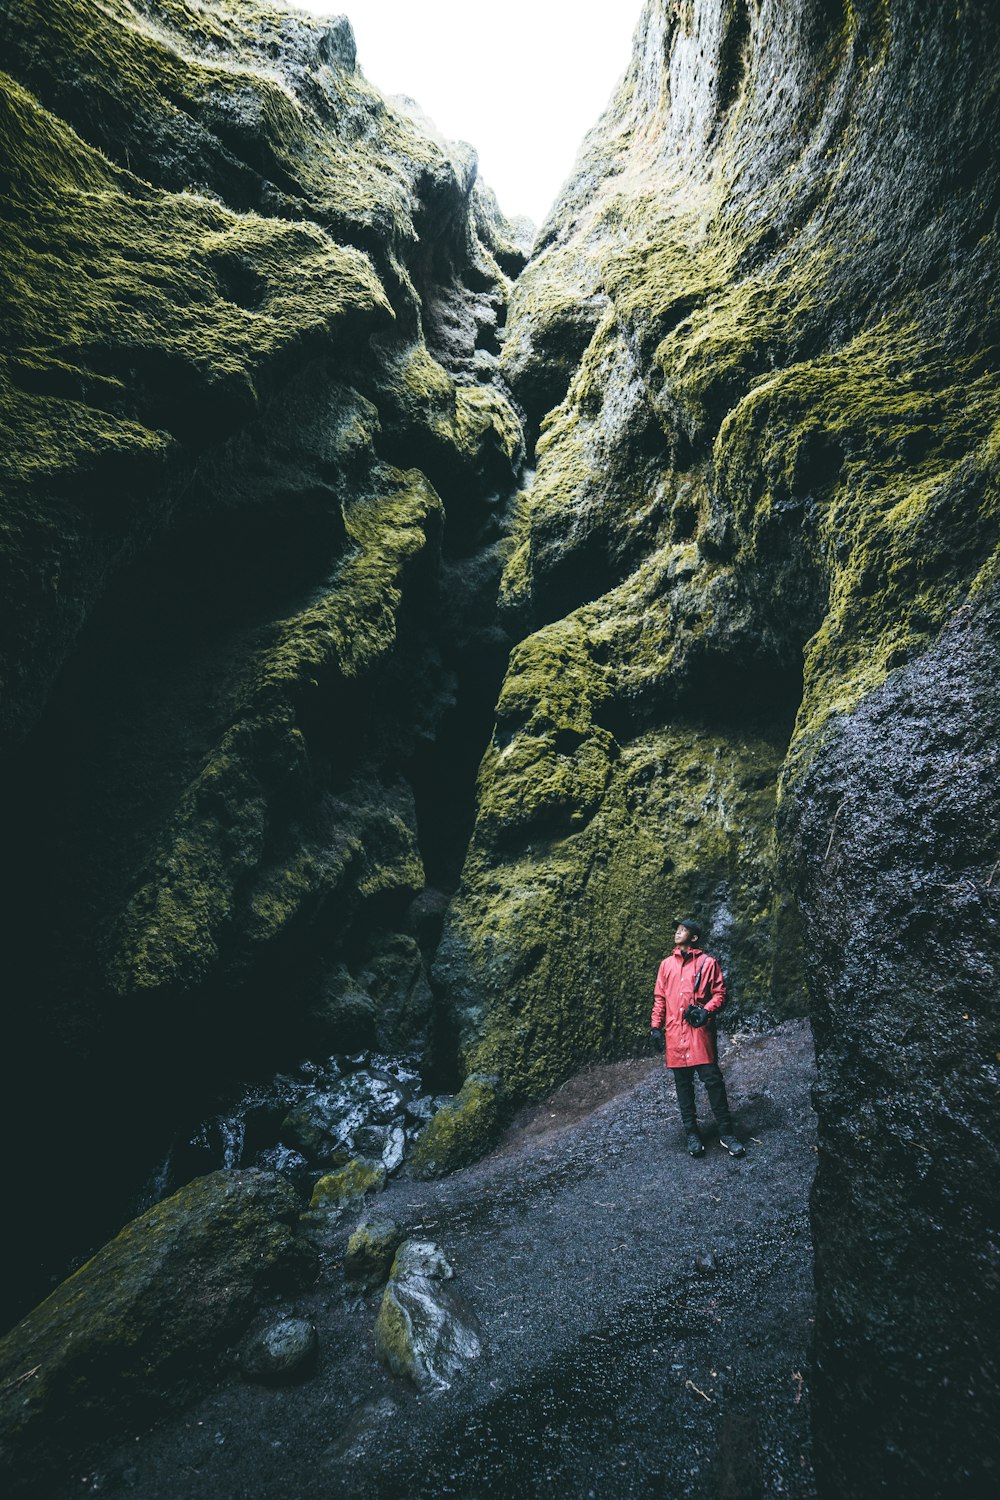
[281,1073,405,1161]
[374,1240,480,1393]
[0,1172,314,1489]
[240,1317,317,1384]
[381,1123,406,1175]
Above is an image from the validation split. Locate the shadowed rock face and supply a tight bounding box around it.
[1,1,998,1493]
[0,1170,314,1495]
[791,583,1000,1497]
[0,0,526,1322]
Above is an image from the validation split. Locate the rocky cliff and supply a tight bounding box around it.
[1,1,998,1495]
[440,2,998,1494]
[0,0,526,1317]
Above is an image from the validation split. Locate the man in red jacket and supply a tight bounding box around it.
[650,918,745,1158]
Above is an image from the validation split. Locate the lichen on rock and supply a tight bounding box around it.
[409,1073,502,1179]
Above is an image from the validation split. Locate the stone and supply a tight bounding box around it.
[410,1075,501,1180]
[281,1073,405,1163]
[344,1219,408,1287]
[0,1171,314,1492]
[374,1241,481,1394]
[240,1317,318,1384]
[308,1157,387,1215]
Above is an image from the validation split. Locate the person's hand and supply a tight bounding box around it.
[650,1027,664,1049]
[683,1004,710,1028]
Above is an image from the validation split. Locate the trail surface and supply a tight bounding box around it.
[77,1022,817,1500]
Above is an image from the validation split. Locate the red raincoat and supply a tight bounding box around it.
[651,946,726,1067]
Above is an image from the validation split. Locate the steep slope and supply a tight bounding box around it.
[0,0,526,1322]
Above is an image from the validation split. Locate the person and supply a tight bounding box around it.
[650,918,745,1157]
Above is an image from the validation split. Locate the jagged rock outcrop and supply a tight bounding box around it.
[433,2,999,1494]
[0,0,526,1324]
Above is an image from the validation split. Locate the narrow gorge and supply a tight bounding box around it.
[0,2,997,1497]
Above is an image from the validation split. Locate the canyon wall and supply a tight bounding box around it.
[0,0,527,1316]
[444,1,998,1493]
[1,1,998,1493]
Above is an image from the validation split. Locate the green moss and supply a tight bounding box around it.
[438,0,999,1136]
[409,1075,501,1179]
[344,1219,407,1286]
[105,467,437,994]
[0,1170,311,1478]
[440,724,796,1102]
[308,1157,386,1213]
[373,1279,417,1382]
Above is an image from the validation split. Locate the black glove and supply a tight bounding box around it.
[650,1027,664,1049]
[683,1004,710,1028]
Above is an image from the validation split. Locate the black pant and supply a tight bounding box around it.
[672,1062,733,1133]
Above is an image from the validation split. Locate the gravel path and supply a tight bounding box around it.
[79,1022,817,1500]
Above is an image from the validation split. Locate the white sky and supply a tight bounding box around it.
[289,1,644,225]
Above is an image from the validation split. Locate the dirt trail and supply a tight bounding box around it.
[76,1022,817,1500]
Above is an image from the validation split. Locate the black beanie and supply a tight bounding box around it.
[676,917,702,941]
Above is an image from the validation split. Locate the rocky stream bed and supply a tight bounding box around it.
[61,1022,817,1500]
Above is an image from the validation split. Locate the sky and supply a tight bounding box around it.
[289,1,644,226]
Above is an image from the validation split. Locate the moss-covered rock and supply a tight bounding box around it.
[409,1074,501,1179]
[374,1240,481,1393]
[0,0,527,1317]
[0,1169,313,1493]
[435,0,999,1125]
[344,1218,409,1288]
[437,1,1000,1491]
[308,1157,387,1215]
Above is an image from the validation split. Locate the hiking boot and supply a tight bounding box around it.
[719,1133,746,1158]
[686,1131,705,1157]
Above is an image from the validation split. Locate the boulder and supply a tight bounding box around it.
[282,1072,406,1162]
[410,1074,501,1179]
[239,1316,318,1384]
[0,1170,314,1493]
[308,1158,387,1215]
[344,1219,409,1289]
[374,1241,481,1393]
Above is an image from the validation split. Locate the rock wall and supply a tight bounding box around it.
[433,1,998,1493]
[0,0,527,1321]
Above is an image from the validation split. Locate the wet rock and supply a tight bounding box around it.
[405,1094,438,1127]
[344,1219,409,1288]
[694,1251,718,1274]
[308,1157,387,1215]
[0,1171,314,1493]
[410,1075,501,1179]
[254,1144,311,1185]
[282,1073,406,1162]
[354,1122,407,1175]
[240,1317,317,1384]
[793,583,1000,1498]
[374,1241,481,1393]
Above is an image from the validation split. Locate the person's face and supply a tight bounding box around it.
[675,923,695,948]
